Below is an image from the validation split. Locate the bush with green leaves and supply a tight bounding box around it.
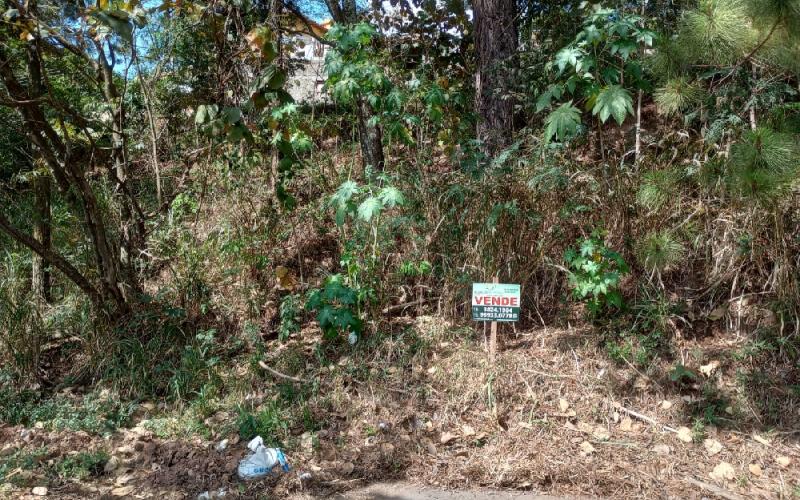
[537,5,655,142]
[564,232,629,316]
[305,275,364,345]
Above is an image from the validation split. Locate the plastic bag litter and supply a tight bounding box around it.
[237,436,290,480]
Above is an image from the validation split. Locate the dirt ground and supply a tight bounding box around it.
[1,319,798,499]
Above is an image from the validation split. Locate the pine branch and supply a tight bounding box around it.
[712,18,781,89]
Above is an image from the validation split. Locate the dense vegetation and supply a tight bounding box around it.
[0,0,799,496]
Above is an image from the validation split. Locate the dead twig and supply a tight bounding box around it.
[613,402,678,433]
[685,477,745,500]
[258,360,309,383]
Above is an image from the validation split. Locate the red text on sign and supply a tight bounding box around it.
[473,296,519,306]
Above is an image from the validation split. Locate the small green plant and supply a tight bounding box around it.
[278,294,301,341]
[669,364,698,385]
[306,275,363,344]
[398,260,432,278]
[564,232,629,316]
[56,451,109,480]
[168,329,222,401]
[236,402,287,444]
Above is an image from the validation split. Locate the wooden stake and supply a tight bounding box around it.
[489,275,498,363]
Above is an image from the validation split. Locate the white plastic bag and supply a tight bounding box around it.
[237,436,290,480]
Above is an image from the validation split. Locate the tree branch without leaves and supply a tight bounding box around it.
[0,212,102,306]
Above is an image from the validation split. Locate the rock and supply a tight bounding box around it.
[752,434,771,446]
[104,455,121,473]
[115,474,135,486]
[660,400,673,410]
[558,398,570,412]
[619,417,632,432]
[114,445,134,455]
[439,432,457,445]
[461,425,476,437]
[710,462,735,482]
[31,486,48,496]
[703,439,723,456]
[338,462,354,475]
[579,441,596,456]
[676,426,693,443]
[592,425,610,441]
[299,472,313,482]
[776,456,791,468]
[420,437,436,455]
[215,439,229,452]
[652,444,671,455]
[748,463,763,477]
[197,489,227,500]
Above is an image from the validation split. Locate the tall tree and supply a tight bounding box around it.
[473,0,518,156]
[322,0,386,171]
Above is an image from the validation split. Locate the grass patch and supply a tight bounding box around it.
[0,388,136,436]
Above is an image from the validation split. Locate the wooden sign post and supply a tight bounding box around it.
[472,279,520,363]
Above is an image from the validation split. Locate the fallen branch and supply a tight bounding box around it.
[613,403,678,434]
[258,360,309,384]
[685,477,745,500]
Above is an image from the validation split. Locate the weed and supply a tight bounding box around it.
[236,402,287,444]
[278,294,302,341]
[564,231,629,318]
[55,451,109,480]
[0,389,135,436]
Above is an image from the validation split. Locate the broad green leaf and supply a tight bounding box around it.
[544,102,581,142]
[554,47,584,73]
[332,180,359,206]
[592,85,633,125]
[378,186,404,207]
[357,196,382,222]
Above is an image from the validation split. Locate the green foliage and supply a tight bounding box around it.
[592,85,634,125]
[654,77,704,115]
[56,451,109,480]
[637,230,686,274]
[636,168,683,211]
[236,401,286,444]
[306,275,363,344]
[544,102,582,142]
[538,5,654,141]
[564,232,629,316]
[0,388,135,436]
[168,329,222,401]
[278,294,302,341]
[330,179,405,226]
[398,260,432,278]
[676,0,752,65]
[669,363,698,384]
[727,127,800,204]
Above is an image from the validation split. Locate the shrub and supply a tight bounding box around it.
[564,232,629,317]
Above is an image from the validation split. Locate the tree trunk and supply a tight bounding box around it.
[31,173,51,302]
[327,0,386,171]
[356,98,385,171]
[473,0,517,157]
[0,45,131,314]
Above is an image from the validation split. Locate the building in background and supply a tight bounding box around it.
[286,20,331,103]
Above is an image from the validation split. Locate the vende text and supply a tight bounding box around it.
[473,296,519,306]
